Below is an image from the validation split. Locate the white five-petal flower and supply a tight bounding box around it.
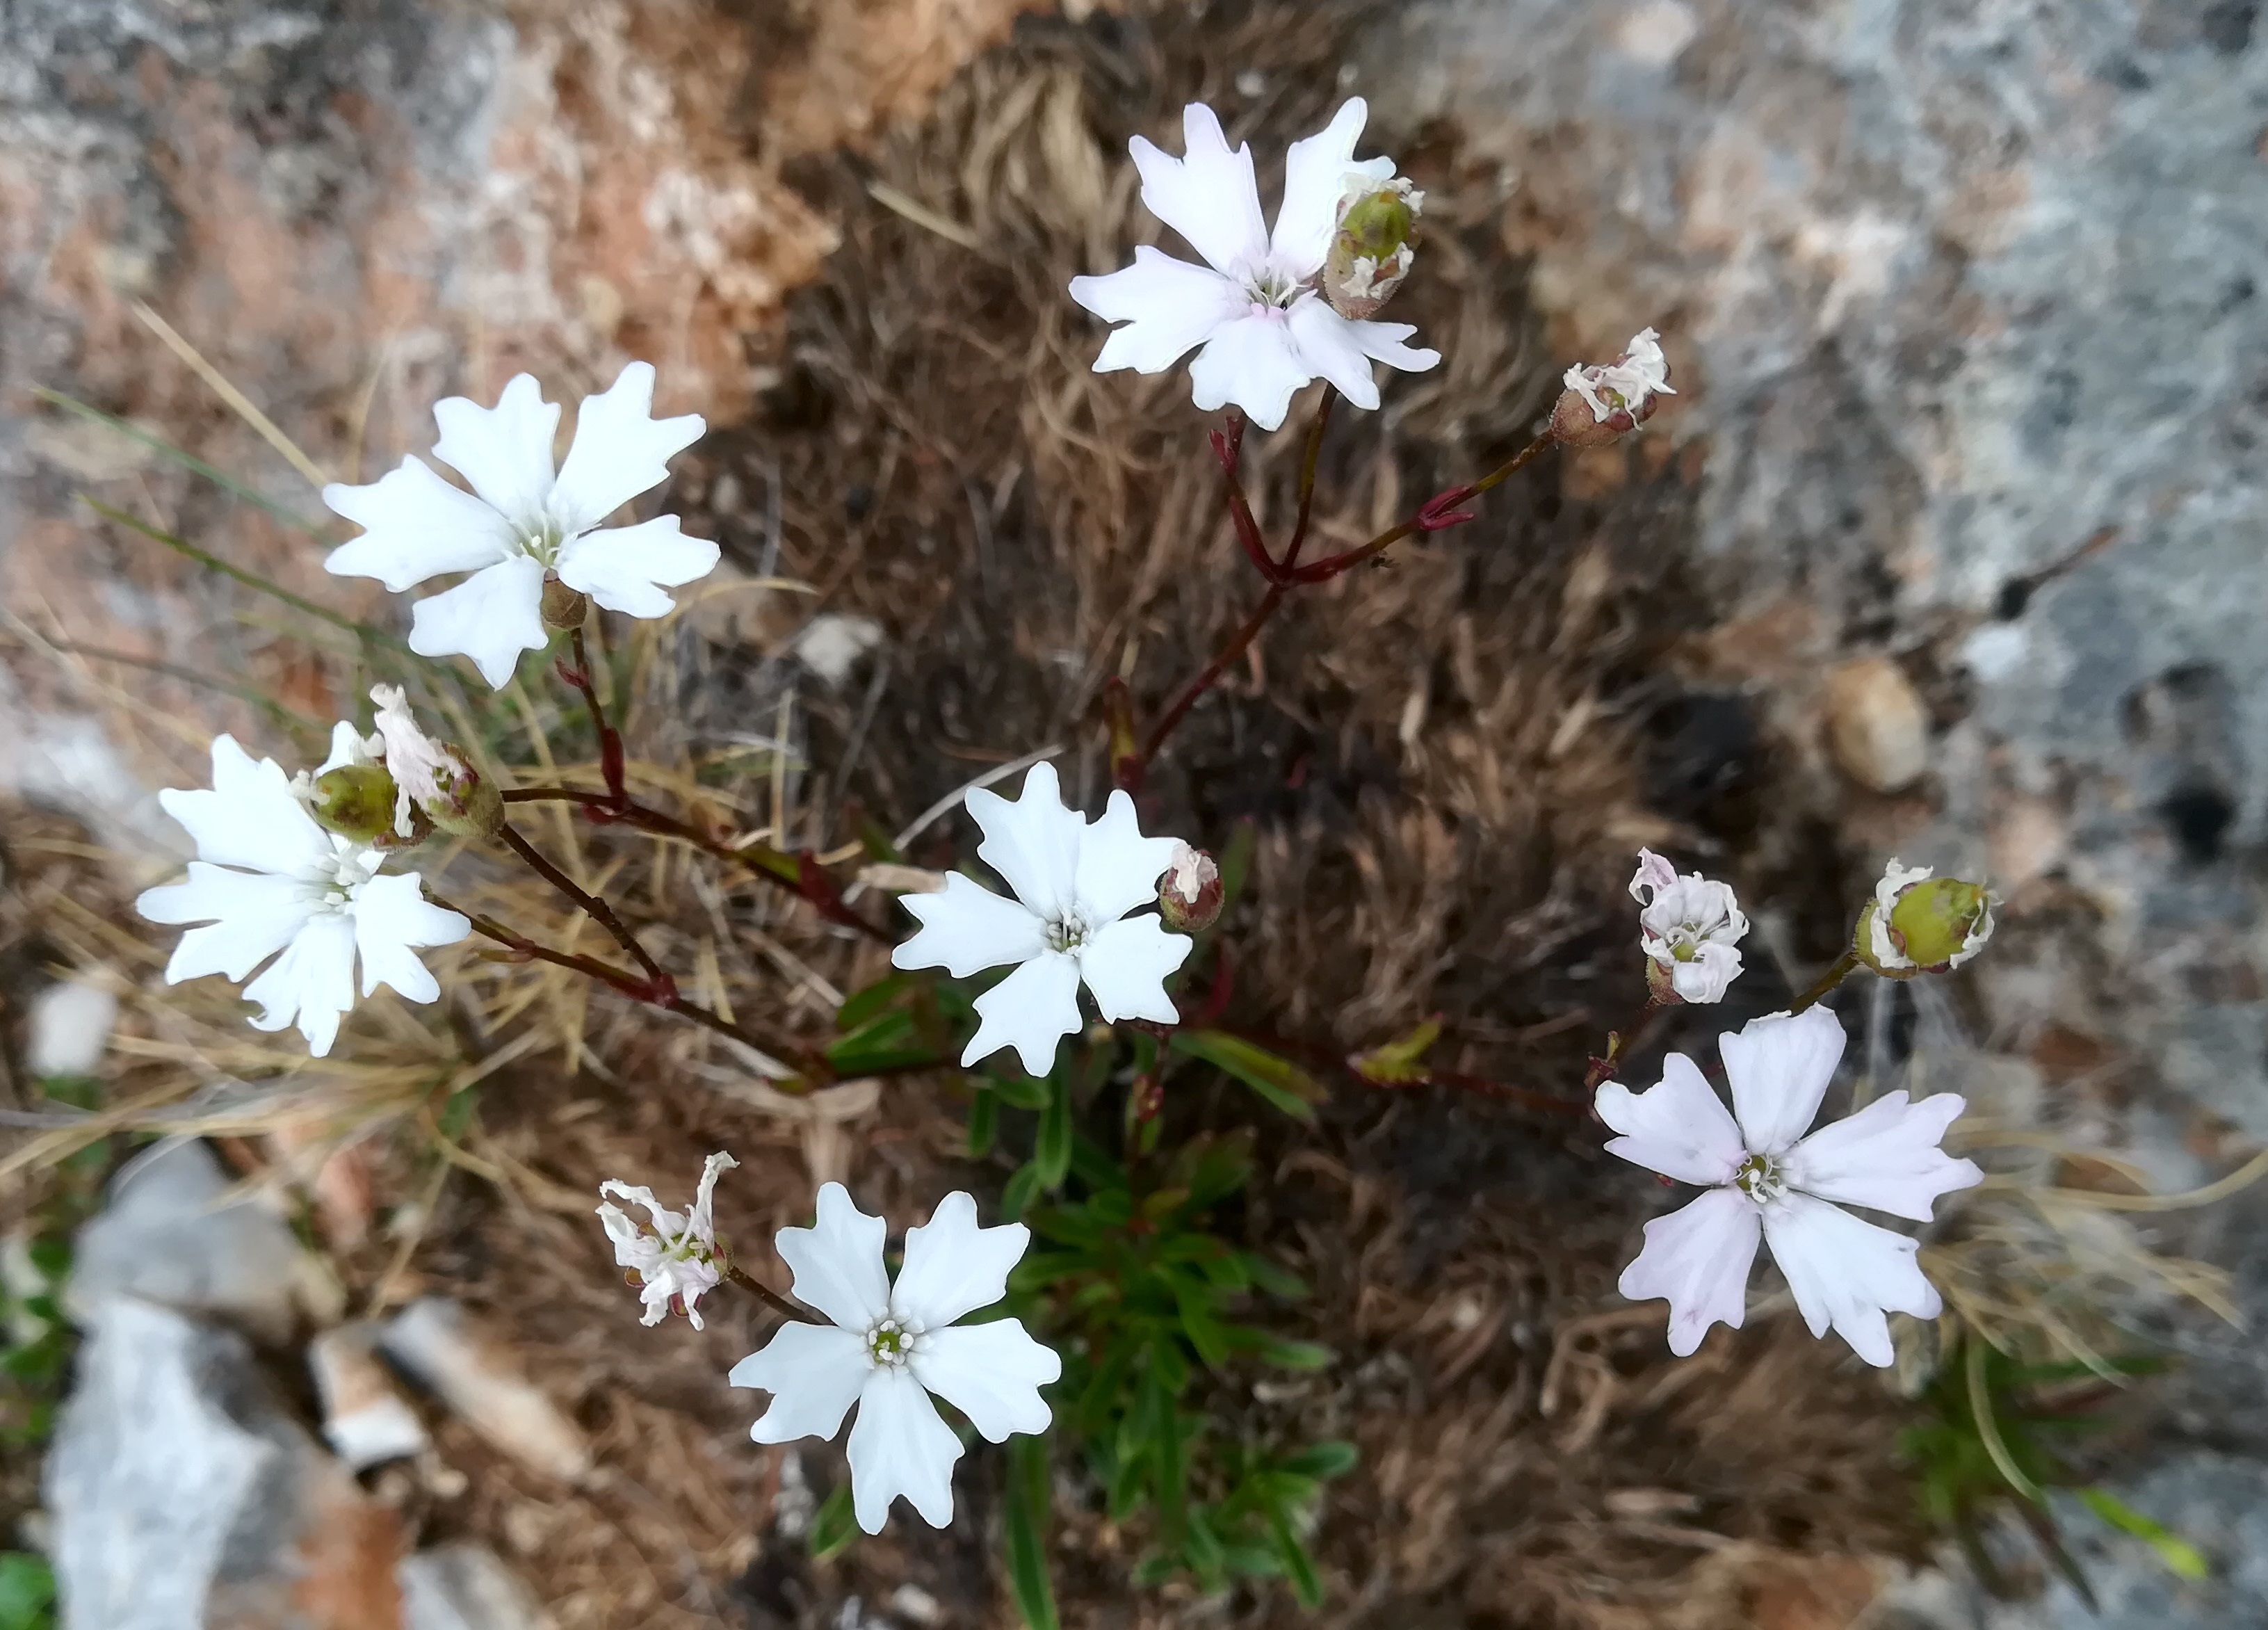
[598,1152,739,1330]
[889,762,1192,1077]
[136,735,469,1056]
[1564,327,1676,424]
[1069,99,1441,431]
[322,362,720,688]
[1596,1006,1982,1367]
[730,1184,1060,1535]
[1630,848,1749,1004]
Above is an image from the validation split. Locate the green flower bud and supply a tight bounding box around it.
[422,758,504,839]
[1853,861,1995,978]
[307,764,406,846]
[1323,177,1423,321]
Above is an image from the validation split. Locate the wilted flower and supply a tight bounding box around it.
[368,685,500,839]
[1596,1006,1981,1366]
[1321,174,1424,320]
[1629,848,1748,1003]
[136,735,469,1056]
[890,762,1191,1076]
[1551,327,1676,447]
[730,1184,1060,1534]
[322,363,719,688]
[1158,841,1223,934]
[1068,100,1441,431]
[598,1152,739,1330]
[1854,860,1995,977]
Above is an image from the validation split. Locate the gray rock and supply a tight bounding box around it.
[46,1298,277,1630]
[398,1544,553,1630]
[46,1296,403,1630]
[67,1139,337,1341]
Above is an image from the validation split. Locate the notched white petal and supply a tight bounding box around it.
[1619,1186,1760,1358]
[1721,1006,1845,1156]
[1595,1052,1747,1186]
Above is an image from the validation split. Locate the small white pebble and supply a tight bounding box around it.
[27,981,116,1078]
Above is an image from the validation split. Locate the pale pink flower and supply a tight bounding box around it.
[1629,848,1747,1003]
[1596,1006,1981,1366]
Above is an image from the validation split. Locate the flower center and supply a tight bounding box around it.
[307,848,378,912]
[1733,1152,1787,1204]
[1238,261,1304,311]
[512,515,569,567]
[864,1316,925,1369]
[1044,912,1093,953]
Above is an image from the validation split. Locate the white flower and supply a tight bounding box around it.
[1596,1006,1981,1366]
[1068,100,1441,431]
[136,735,469,1056]
[729,1184,1060,1535]
[1629,848,1749,1003]
[889,761,1191,1076]
[598,1152,739,1330]
[322,362,719,688]
[1564,327,1676,423]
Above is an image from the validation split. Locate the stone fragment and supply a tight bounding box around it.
[397,1545,552,1630]
[378,1299,592,1485]
[310,1323,430,1471]
[47,1298,403,1630]
[24,979,116,1078]
[67,1140,336,1342]
[1824,656,1930,793]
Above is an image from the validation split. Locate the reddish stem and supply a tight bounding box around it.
[558,624,629,811]
[498,821,670,989]
[1279,389,1336,575]
[1137,583,1284,768]
[500,788,892,944]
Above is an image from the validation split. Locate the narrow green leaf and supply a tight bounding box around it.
[1261,1339,1332,1372]
[1169,1029,1324,1121]
[1243,1254,1309,1300]
[1002,1161,1044,1219]
[807,1485,858,1560]
[1149,1371,1185,1545]
[1267,1510,1325,1608]
[965,1087,998,1159]
[1004,1435,1060,1630]
[32,387,323,530]
[988,1067,1053,1111]
[2077,1488,2210,1581]
[836,971,914,1031]
[1035,1070,1072,1191]
[1278,1440,1359,1481]
[81,496,415,655]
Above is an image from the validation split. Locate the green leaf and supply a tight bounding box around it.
[2077,1488,2210,1581]
[966,1087,998,1159]
[1169,1030,1324,1122]
[1242,1254,1309,1300]
[808,1484,858,1560]
[1261,1340,1332,1372]
[1166,1130,1255,1211]
[1004,1435,1060,1630]
[1002,1161,1045,1220]
[1035,1070,1072,1191]
[1267,1510,1325,1608]
[823,1006,932,1074]
[836,971,915,1031]
[989,1067,1053,1112]
[1349,1015,1441,1086]
[1279,1440,1359,1481]
[1148,1371,1186,1545]
[31,387,323,531]
[81,497,412,655]
[0,1551,54,1630]
[1172,1284,1233,1369]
